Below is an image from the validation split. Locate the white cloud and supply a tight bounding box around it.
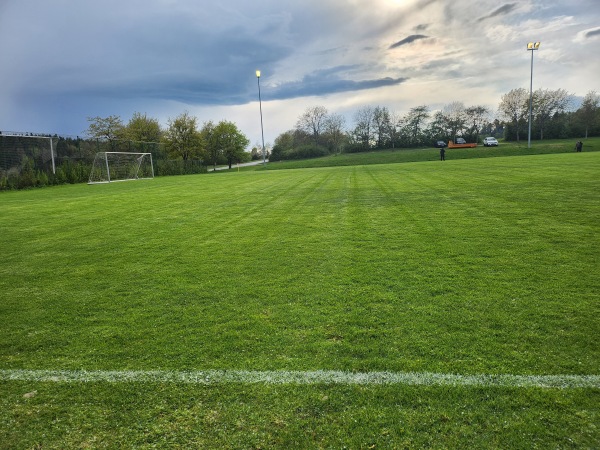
[0,0,598,143]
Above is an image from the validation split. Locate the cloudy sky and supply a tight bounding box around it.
[1,0,599,146]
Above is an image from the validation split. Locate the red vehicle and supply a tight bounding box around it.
[448,138,477,148]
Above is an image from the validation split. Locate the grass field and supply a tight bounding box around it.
[239,137,600,171]
[1,150,599,448]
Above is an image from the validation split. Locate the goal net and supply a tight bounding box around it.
[88,152,154,184]
[1,134,57,175]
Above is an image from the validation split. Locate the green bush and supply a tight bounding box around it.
[269,144,285,162]
[343,142,372,153]
[283,144,329,160]
[36,170,49,187]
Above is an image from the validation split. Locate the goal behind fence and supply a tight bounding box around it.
[88,152,154,184]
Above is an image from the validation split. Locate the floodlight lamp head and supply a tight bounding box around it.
[527,42,540,50]
[256,70,261,78]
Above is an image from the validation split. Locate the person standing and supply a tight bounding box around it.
[575,141,583,152]
[440,147,446,161]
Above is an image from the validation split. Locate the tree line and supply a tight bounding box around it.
[85,112,250,170]
[2,86,598,190]
[0,133,207,190]
[51,86,600,166]
[271,89,599,161]
[1,110,253,190]
[498,89,598,141]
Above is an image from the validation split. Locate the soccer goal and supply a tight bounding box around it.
[88,152,154,184]
[1,133,57,174]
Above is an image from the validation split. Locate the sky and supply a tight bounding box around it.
[1,0,599,147]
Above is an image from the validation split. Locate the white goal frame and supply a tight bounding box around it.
[88,152,154,184]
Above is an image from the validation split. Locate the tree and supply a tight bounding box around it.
[532,88,571,140]
[250,142,263,161]
[404,105,430,146]
[442,102,468,141]
[498,88,528,142]
[296,106,329,145]
[200,121,218,170]
[213,121,250,169]
[465,105,490,143]
[163,111,201,161]
[323,113,346,154]
[271,130,296,161]
[388,111,402,148]
[125,112,162,143]
[426,111,450,142]
[352,106,375,150]
[577,91,600,138]
[85,115,125,150]
[372,106,392,149]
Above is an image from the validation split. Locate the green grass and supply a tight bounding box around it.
[1,151,599,448]
[236,137,600,171]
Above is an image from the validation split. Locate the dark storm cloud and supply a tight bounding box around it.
[0,1,294,98]
[389,35,429,49]
[7,17,291,106]
[267,67,408,100]
[2,0,598,139]
[477,3,518,22]
[48,63,406,107]
[585,27,600,38]
[1,0,407,109]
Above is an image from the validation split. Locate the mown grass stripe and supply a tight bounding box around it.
[1,369,598,389]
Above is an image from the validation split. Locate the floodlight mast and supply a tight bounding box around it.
[527,42,540,149]
[256,70,266,167]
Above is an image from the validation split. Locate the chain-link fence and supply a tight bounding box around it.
[0,133,206,190]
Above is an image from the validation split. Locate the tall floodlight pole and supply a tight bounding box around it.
[256,70,266,166]
[527,42,540,149]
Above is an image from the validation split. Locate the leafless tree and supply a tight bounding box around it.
[442,101,468,141]
[497,88,528,142]
[532,88,571,140]
[465,106,491,143]
[578,90,599,138]
[352,106,375,149]
[296,106,329,145]
[372,106,392,149]
[324,113,346,154]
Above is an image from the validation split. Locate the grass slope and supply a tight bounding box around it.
[241,137,600,171]
[1,152,599,448]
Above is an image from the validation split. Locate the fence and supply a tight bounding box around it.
[0,133,206,190]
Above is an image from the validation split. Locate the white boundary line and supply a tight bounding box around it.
[1,369,599,389]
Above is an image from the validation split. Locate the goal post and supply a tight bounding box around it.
[0,134,57,174]
[88,152,154,184]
